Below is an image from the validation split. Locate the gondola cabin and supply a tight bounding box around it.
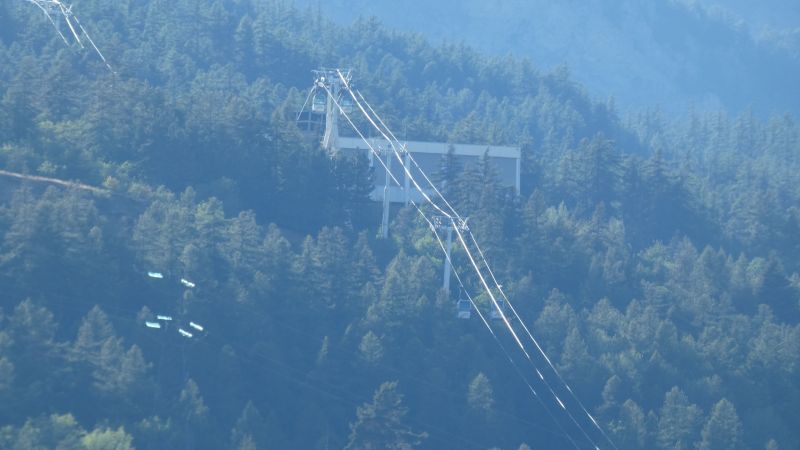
[311,93,326,113]
[341,97,354,114]
[457,299,471,319]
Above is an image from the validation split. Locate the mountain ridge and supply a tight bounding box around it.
[296,0,800,116]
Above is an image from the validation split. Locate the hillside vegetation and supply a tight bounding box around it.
[0,0,799,449]
[298,0,800,115]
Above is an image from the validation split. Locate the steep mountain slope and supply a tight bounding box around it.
[0,1,799,449]
[297,0,800,115]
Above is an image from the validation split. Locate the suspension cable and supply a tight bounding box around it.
[330,75,614,449]
[323,79,597,449]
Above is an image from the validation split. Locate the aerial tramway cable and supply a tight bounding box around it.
[72,14,113,72]
[24,0,114,73]
[326,70,616,450]
[26,0,71,45]
[320,85,583,448]
[296,86,316,122]
[343,72,617,449]
[467,229,617,446]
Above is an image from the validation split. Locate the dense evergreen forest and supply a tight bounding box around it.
[0,0,799,449]
[298,0,800,115]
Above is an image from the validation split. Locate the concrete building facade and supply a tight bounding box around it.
[337,136,520,204]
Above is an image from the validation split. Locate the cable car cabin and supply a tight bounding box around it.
[489,299,506,321]
[457,299,471,319]
[340,97,354,114]
[311,94,326,113]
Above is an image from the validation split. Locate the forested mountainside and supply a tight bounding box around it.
[297,0,800,115]
[0,0,799,449]
[703,0,800,29]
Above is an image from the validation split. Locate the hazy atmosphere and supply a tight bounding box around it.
[0,0,798,449]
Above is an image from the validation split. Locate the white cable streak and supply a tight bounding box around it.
[73,15,114,72]
[337,80,614,449]
[452,221,606,448]
[423,215,581,450]
[296,87,316,122]
[323,86,591,449]
[56,3,83,47]
[354,89,461,219]
[336,71,453,221]
[323,88,576,447]
[452,225,528,356]
[27,1,113,73]
[318,85,404,190]
[28,0,71,45]
[351,80,616,449]
[467,231,620,450]
[363,92,578,395]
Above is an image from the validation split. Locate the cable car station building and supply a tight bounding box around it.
[299,69,520,205]
[301,69,521,280]
[337,136,520,204]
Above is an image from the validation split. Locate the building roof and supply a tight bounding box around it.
[337,136,520,159]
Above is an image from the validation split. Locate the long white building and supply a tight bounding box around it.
[301,70,520,205]
[337,136,520,204]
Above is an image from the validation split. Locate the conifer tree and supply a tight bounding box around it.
[467,372,495,420]
[345,381,426,450]
[697,398,745,450]
[73,306,116,365]
[656,387,703,450]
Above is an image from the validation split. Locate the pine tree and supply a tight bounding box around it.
[597,375,623,418]
[656,387,703,450]
[559,327,593,380]
[570,133,620,206]
[0,56,43,141]
[229,401,267,450]
[435,144,461,201]
[178,379,209,424]
[696,398,745,450]
[8,299,62,387]
[82,426,135,450]
[73,305,116,365]
[0,357,13,392]
[175,379,211,449]
[609,399,647,450]
[345,381,427,450]
[467,372,495,420]
[316,336,330,367]
[359,331,385,365]
[92,339,150,400]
